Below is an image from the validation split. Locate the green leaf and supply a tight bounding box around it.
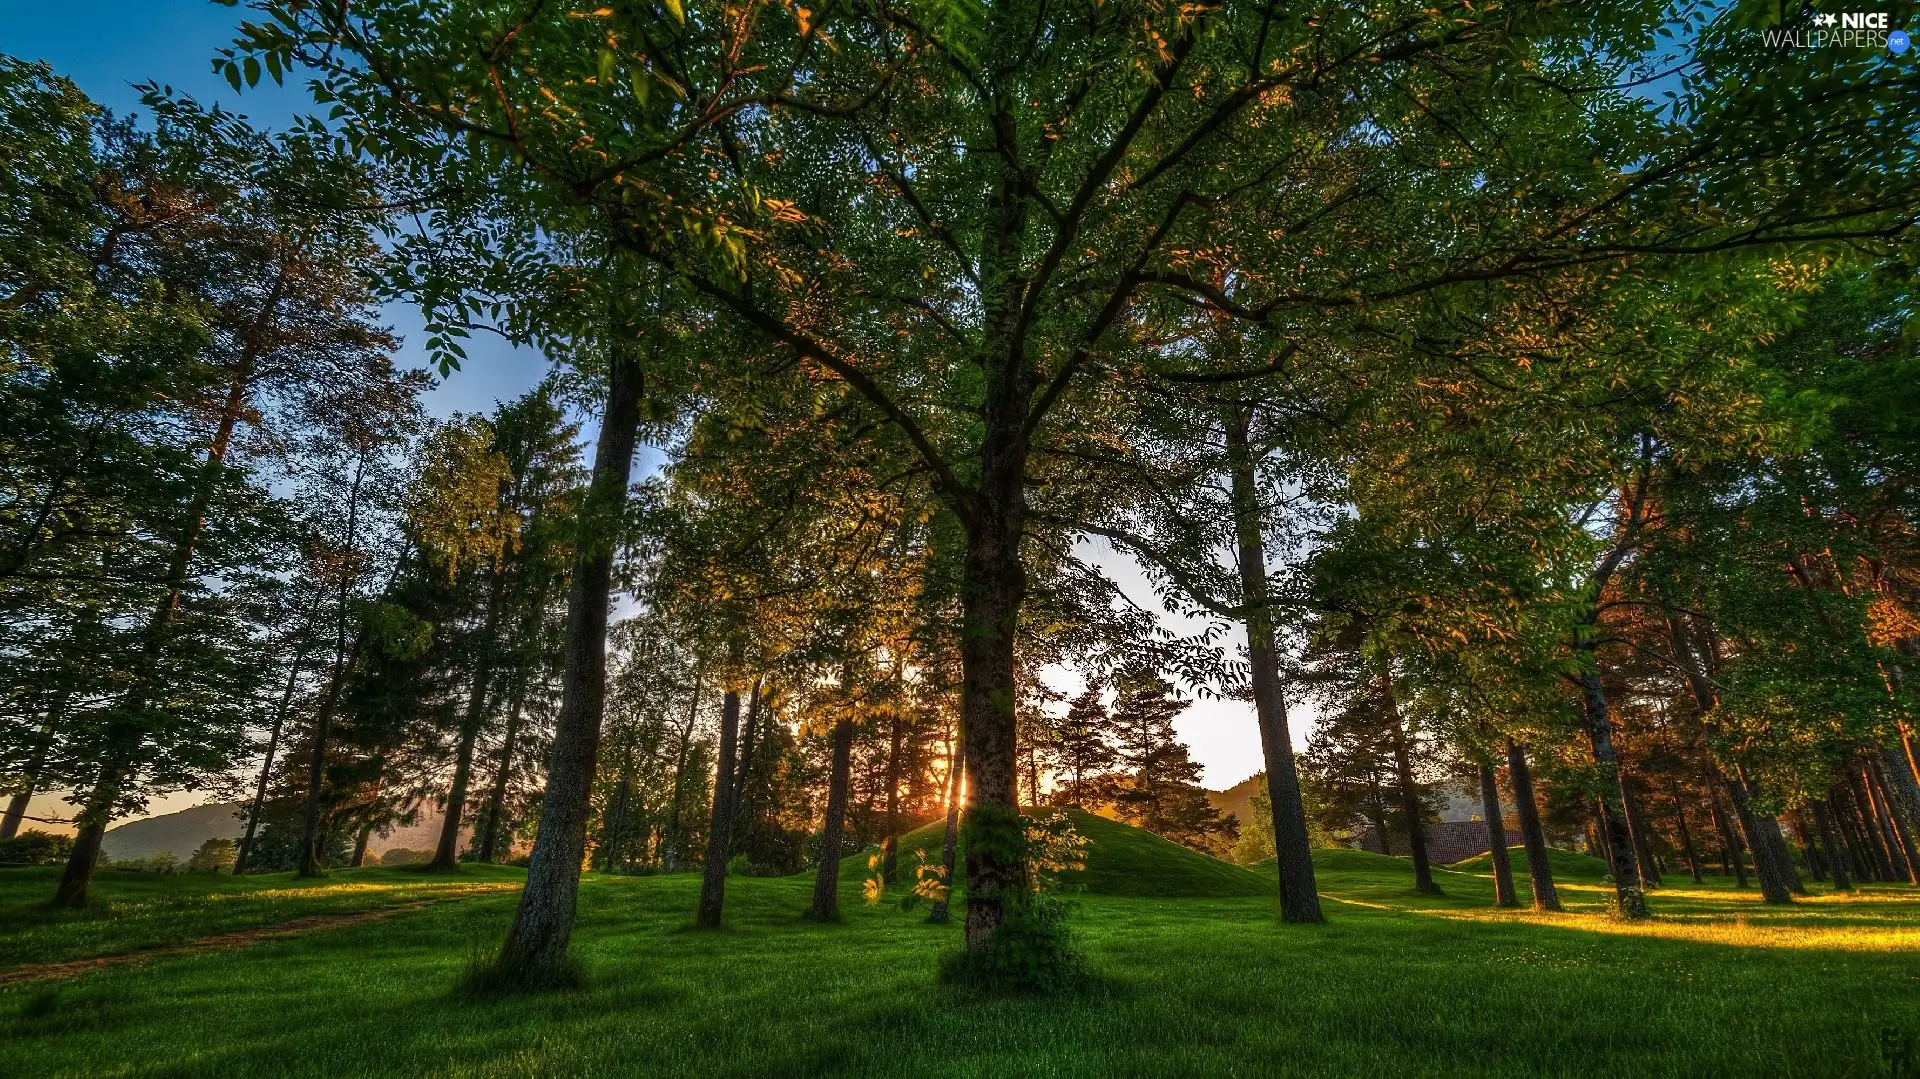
[242,56,261,87]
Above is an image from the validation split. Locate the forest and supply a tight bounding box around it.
[3,0,1920,1075]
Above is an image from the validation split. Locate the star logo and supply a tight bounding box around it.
[1815,11,1838,26]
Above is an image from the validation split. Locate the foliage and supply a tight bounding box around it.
[0,830,73,867]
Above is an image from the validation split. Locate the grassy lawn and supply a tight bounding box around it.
[2,836,1916,1077]
[0,864,526,972]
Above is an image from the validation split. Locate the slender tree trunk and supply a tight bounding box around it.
[235,642,313,874]
[880,713,905,882]
[1845,767,1898,882]
[296,455,374,879]
[1479,763,1517,908]
[52,325,277,906]
[810,715,856,922]
[1833,782,1877,881]
[1224,408,1322,922]
[1504,741,1560,911]
[431,571,507,872]
[930,716,964,925]
[1620,779,1662,888]
[1867,759,1919,883]
[1381,672,1439,895]
[1669,784,1703,884]
[1878,744,1920,864]
[477,677,528,864]
[696,688,743,929]
[493,330,643,982]
[351,823,374,867]
[2,693,66,841]
[1576,667,1648,918]
[1790,811,1824,881]
[1709,784,1748,886]
[663,672,703,871]
[1812,799,1853,892]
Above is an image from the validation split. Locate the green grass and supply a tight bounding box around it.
[0,864,524,971]
[1450,845,1612,881]
[3,824,1918,1077]
[866,809,1270,898]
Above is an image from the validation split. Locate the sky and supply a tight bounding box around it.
[5,2,1280,829]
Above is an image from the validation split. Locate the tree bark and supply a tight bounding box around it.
[2,693,65,841]
[1867,759,1919,883]
[810,715,856,922]
[1224,406,1322,922]
[880,712,905,883]
[1381,672,1440,895]
[1812,798,1853,892]
[1709,783,1748,886]
[1620,779,1663,888]
[477,677,528,864]
[296,455,374,879]
[662,672,703,872]
[1669,784,1703,884]
[53,320,276,906]
[696,687,743,928]
[1504,741,1560,911]
[930,716,964,925]
[1479,762,1517,908]
[492,331,643,982]
[431,569,507,872]
[234,641,313,874]
[1576,668,1648,918]
[958,507,1029,948]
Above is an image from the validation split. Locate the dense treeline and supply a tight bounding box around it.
[3,0,1919,992]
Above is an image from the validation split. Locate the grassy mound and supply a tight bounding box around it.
[1451,845,1610,881]
[845,809,1271,899]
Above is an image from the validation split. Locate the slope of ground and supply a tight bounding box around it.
[4,853,1916,1077]
[1451,845,1611,881]
[846,809,1271,899]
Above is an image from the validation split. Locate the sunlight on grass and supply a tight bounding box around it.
[1426,896,1920,951]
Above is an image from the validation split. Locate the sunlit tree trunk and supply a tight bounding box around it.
[810,714,856,922]
[1224,405,1322,923]
[1576,667,1648,918]
[493,331,643,981]
[881,712,905,883]
[930,718,963,926]
[696,687,742,929]
[1505,741,1560,912]
[1479,763,1517,908]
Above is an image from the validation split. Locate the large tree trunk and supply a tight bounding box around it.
[1381,672,1440,896]
[431,571,507,872]
[1576,668,1649,918]
[492,333,643,982]
[810,715,856,922]
[957,507,1029,948]
[1505,741,1560,911]
[1224,406,1322,923]
[880,713,905,883]
[696,688,743,929]
[930,717,963,925]
[1812,798,1853,892]
[1479,762,1517,908]
[1727,770,1803,901]
[477,677,528,864]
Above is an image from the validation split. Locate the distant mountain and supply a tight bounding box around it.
[101,801,246,861]
[98,800,464,863]
[1206,773,1263,828]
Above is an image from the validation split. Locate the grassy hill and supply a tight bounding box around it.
[1451,845,1611,881]
[846,809,1271,898]
[100,802,246,862]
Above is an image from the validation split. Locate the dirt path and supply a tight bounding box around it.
[0,883,520,988]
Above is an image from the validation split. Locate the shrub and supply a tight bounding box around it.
[381,847,430,866]
[112,852,183,874]
[0,829,75,866]
[186,838,237,873]
[937,895,1085,993]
